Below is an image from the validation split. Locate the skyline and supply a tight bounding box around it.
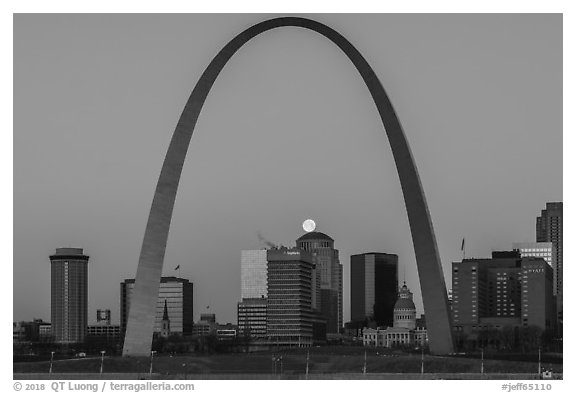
[13,14,562,326]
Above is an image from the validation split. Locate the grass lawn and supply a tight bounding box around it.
[14,346,562,376]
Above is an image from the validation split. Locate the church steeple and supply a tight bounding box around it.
[161,299,171,338]
[162,300,169,321]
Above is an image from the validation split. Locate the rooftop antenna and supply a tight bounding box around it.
[402,263,406,285]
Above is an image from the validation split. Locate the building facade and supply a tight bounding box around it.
[39,324,52,342]
[266,248,316,347]
[86,310,121,340]
[513,242,554,268]
[451,251,555,333]
[12,319,52,343]
[191,314,237,340]
[216,324,238,341]
[192,314,217,336]
[121,276,193,336]
[237,297,267,339]
[86,324,122,340]
[296,232,343,334]
[350,252,398,327]
[50,248,89,343]
[536,202,563,330]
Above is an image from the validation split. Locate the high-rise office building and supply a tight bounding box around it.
[241,250,268,299]
[451,251,554,332]
[50,248,89,343]
[121,276,193,336]
[266,248,316,346]
[296,232,343,333]
[536,202,563,329]
[238,250,268,339]
[351,253,399,327]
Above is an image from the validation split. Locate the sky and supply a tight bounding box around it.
[13,14,562,325]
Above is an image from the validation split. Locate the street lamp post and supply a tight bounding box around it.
[305,349,310,379]
[538,347,541,376]
[421,347,424,376]
[100,350,106,375]
[149,350,157,377]
[49,351,55,374]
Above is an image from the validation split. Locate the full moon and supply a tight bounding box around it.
[302,219,316,232]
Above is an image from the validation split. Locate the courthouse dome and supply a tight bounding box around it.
[394,283,416,310]
[394,297,416,310]
[393,282,417,330]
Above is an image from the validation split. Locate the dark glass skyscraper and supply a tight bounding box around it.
[350,252,398,327]
[50,248,89,343]
[121,276,193,336]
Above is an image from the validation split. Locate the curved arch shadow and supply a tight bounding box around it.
[123,17,454,356]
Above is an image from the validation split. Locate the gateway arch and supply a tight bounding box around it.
[123,17,455,356]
